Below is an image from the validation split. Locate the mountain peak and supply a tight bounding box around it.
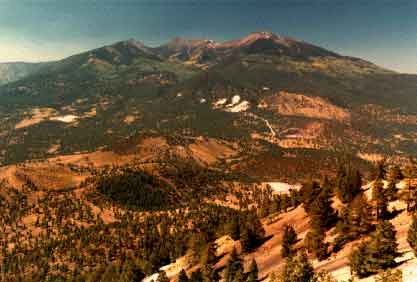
[219,31,293,49]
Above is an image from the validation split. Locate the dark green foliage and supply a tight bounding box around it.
[200,242,217,266]
[335,166,362,204]
[224,248,244,282]
[279,250,315,282]
[239,210,265,253]
[376,270,403,282]
[386,180,399,202]
[281,224,297,258]
[246,258,259,282]
[388,165,404,183]
[300,181,321,212]
[157,270,170,282]
[304,228,329,261]
[407,215,417,257]
[373,159,387,180]
[201,264,220,282]
[95,167,174,211]
[349,221,398,278]
[334,193,373,250]
[178,269,189,282]
[190,270,204,282]
[306,183,337,230]
[372,178,389,221]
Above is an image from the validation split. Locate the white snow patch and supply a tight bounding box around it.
[176,92,183,97]
[50,115,78,123]
[199,98,207,103]
[262,86,270,91]
[225,101,250,112]
[266,182,301,194]
[229,95,241,106]
[213,98,227,108]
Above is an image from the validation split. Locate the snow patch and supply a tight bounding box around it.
[230,95,241,106]
[176,92,183,97]
[225,101,250,113]
[50,115,78,123]
[213,98,227,108]
[266,182,301,194]
[199,98,207,103]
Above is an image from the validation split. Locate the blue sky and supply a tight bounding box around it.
[0,0,416,73]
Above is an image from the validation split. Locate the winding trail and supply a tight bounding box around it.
[247,112,276,138]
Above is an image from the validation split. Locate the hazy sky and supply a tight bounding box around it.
[0,0,416,73]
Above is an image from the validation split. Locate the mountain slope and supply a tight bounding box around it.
[0,32,415,180]
[0,62,48,85]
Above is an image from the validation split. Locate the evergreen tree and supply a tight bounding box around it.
[373,159,387,180]
[281,224,297,258]
[119,259,145,282]
[224,248,244,282]
[178,269,189,282]
[347,193,374,236]
[407,215,417,256]
[388,165,403,182]
[157,270,170,282]
[300,182,321,213]
[279,250,315,282]
[385,180,398,202]
[200,242,217,266]
[308,187,337,230]
[350,221,398,277]
[246,258,258,282]
[240,211,265,252]
[190,270,203,282]
[372,178,389,221]
[376,270,403,282]
[335,167,362,204]
[402,158,417,212]
[304,228,329,261]
[201,263,219,282]
[335,193,373,250]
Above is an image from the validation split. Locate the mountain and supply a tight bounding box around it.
[0,31,417,282]
[0,32,416,181]
[0,62,47,85]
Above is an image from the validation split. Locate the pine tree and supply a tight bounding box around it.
[157,270,170,282]
[373,159,387,180]
[190,270,203,282]
[200,242,217,266]
[246,258,258,282]
[119,259,145,282]
[300,182,321,212]
[388,165,403,182]
[304,228,329,261]
[201,263,219,282]
[402,158,417,212]
[335,167,363,204]
[407,215,417,256]
[178,269,189,282]
[281,224,297,258]
[376,270,403,282]
[308,187,337,230]
[224,247,244,282]
[347,193,374,236]
[350,220,398,277]
[280,250,315,282]
[372,178,389,221]
[385,180,398,201]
